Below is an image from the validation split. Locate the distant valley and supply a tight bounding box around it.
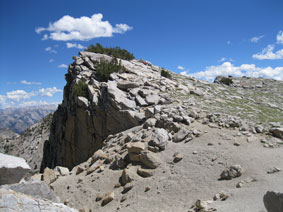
[0,105,57,134]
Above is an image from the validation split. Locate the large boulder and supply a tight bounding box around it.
[148,128,169,150]
[0,153,31,185]
[270,128,283,139]
[263,191,283,212]
[0,181,60,202]
[0,188,78,212]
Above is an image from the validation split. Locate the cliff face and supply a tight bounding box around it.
[41,52,176,170]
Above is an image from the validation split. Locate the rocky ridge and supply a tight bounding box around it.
[1,51,283,211]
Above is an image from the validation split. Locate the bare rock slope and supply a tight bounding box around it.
[38,52,283,211]
[1,112,53,171]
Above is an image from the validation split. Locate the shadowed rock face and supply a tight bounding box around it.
[0,153,31,185]
[40,52,174,171]
[264,191,283,212]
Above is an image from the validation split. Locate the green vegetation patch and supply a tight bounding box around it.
[161,69,172,79]
[219,77,233,85]
[73,80,89,98]
[85,43,135,60]
[94,58,125,82]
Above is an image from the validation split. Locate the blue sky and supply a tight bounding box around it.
[1,0,283,108]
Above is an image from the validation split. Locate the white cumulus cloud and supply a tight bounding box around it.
[177,66,185,70]
[250,35,264,43]
[39,87,62,97]
[186,62,283,82]
[45,47,57,54]
[66,42,86,49]
[20,80,41,85]
[6,90,35,102]
[252,45,283,60]
[58,64,68,68]
[277,31,283,44]
[36,13,133,41]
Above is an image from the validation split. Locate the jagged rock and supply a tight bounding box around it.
[75,166,84,175]
[77,96,89,108]
[0,153,31,185]
[127,142,146,153]
[146,94,160,105]
[220,164,243,180]
[43,167,58,185]
[270,128,283,139]
[0,181,60,202]
[143,118,157,128]
[136,95,148,106]
[121,167,136,185]
[117,81,140,90]
[0,188,78,212]
[213,192,229,201]
[263,191,283,212]
[173,152,184,163]
[190,89,204,96]
[145,107,155,118]
[173,128,190,143]
[55,166,70,176]
[101,191,114,206]
[195,199,207,209]
[140,151,161,169]
[122,182,134,193]
[111,155,126,169]
[148,128,169,150]
[91,150,108,164]
[137,168,153,177]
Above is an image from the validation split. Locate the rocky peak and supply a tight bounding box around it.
[41,52,179,171]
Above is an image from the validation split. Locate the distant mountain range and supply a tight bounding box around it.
[0,105,57,134]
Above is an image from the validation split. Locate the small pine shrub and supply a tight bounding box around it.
[73,80,89,98]
[85,43,135,61]
[219,77,233,85]
[93,57,125,81]
[161,69,172,79]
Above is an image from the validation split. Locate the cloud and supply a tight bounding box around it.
[0,87,62,109]
[227,41,231,45]
[20,80,41,85]
[250,35,264,43]
[6,90,35,102]
[217,57,234,62]
[0,95,7,108]
[49,58,55,63]
[36,13,133,41]
[177,66,185,70]
[180,71,189,76]
[45,47,57,54]
[42,34,48,40]
[187,62,283,81]
[18,100,59,107]
[277,31,283,44]
[58,64,68,68]
[252,45,283,60]
[66,42,86,49]
[39,87,62,97]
